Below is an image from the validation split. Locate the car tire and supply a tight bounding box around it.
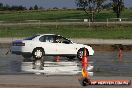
[77,48,89,61]
[32,48,44,59]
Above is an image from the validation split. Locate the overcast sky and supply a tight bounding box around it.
[0,0,132,8]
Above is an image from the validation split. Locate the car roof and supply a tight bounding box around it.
[38,34,61,36]
[34,34,73,43]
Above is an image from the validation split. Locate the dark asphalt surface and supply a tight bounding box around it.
[0,48,132,76]
[0,75,131,88]
[0,47,132,88]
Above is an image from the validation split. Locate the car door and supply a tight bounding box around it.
[55,36,77,55]
[39,35,58,55]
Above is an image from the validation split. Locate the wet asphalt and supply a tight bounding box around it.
[0,47,132,76]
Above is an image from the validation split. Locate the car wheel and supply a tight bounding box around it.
[32,48,44,59]
[77,48,89,61]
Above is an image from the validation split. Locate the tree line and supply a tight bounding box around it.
[76,0,125,21]
[0,3,68,11]
[0,3,41,11]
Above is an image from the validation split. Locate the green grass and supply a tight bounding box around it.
[0,10,87,21]
[0,9,132,22]
[0,9,132,39]
[0,25,132,39]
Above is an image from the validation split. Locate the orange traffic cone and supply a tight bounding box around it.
[81,48,89,77]
[54,56,60,62]
[82,68,89,78]
[80,48,91,86]
[82,48,88,68]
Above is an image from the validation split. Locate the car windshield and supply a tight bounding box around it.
[24,35,39,40]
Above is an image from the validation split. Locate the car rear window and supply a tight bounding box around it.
[24,35,39,40]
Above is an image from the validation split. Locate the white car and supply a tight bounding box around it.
[11,34,94,60]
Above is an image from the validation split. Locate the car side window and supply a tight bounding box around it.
[45,36,54,43]
[55,36,72,44]
[39,36,45,42]
[39,35,55,43]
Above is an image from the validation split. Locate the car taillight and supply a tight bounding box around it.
[12,42,25,46]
